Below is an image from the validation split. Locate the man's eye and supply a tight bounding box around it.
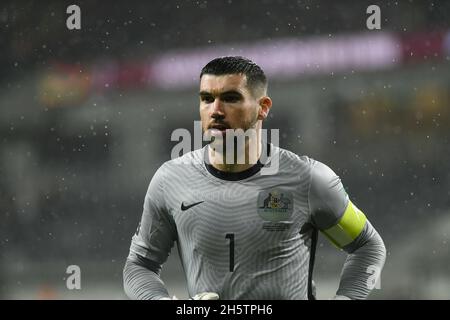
[223,96,240,103]
[202,96,215,103]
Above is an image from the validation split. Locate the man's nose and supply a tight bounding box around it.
[210,98,224,118]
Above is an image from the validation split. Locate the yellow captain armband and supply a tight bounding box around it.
[321,201,367,248]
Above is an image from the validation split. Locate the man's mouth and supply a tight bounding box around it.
[209,124,230,132]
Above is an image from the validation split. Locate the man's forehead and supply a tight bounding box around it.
[199,73,248,93]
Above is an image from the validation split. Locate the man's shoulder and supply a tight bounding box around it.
[276,146,343,196]
[158,148,204,173]
[275,145,317,169]
[275,146,339,182]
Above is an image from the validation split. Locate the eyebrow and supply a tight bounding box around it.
[199,90,243,97]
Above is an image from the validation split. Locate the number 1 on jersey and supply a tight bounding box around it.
[225,233,235,272]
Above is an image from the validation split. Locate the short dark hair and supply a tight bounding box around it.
[200,56,267,95]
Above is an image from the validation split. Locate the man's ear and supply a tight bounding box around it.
[258,96,272,120]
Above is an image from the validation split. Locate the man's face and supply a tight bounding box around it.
[199,73,261,137]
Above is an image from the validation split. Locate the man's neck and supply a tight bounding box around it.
[208,139,262,173]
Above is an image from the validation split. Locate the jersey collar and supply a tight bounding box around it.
[203,143,271,181]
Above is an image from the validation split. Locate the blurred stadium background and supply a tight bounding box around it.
[0,0,449,299]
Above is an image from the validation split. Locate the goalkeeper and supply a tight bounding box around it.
[123,56,386,300]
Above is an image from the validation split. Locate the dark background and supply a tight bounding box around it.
[0,0,449,299]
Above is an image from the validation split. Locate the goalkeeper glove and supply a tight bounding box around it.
[332,295,351,300]
[191,292,219,300]
[159,295,178,300]
[160,292,219,300]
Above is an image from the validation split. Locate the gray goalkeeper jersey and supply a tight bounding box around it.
[129,144,354,300]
